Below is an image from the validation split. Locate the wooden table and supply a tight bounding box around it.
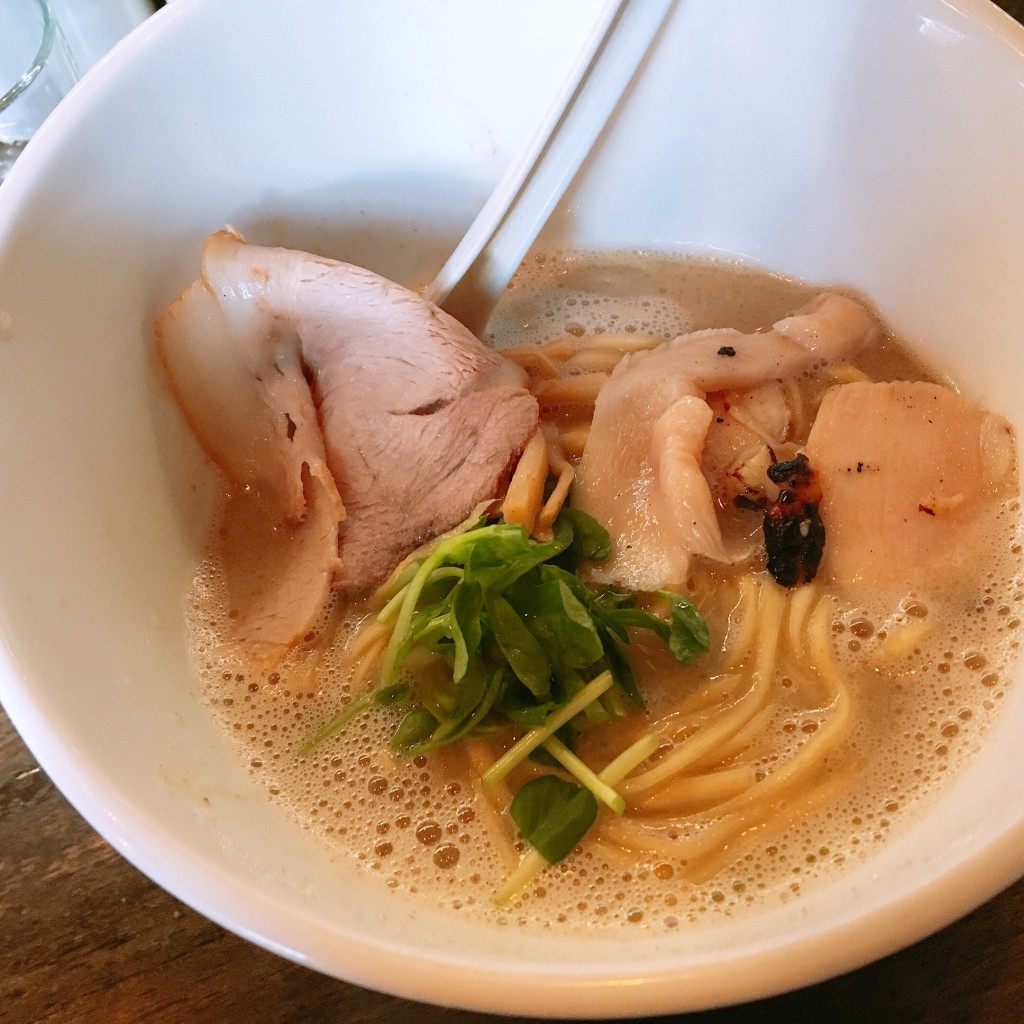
[4,2,1024,1020]
[4,370,1024,1000]
[3,696,1024,1024]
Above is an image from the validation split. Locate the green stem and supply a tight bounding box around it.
[483,671,613,788]
[493,728,663,906]
[376,581,411,625]
[378,526,507,687]
[494,848,549,908]
[599,730,663,786]
[297,690,377,757]
[542,736,624,814]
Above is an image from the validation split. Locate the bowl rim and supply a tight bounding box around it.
[2,0,1024,1016]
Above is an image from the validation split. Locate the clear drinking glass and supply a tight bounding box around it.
[0,0,80,182]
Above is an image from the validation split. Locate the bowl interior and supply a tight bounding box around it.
[1,0,1023,1016]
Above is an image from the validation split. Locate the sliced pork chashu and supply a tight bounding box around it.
[156,230,538,658]
[805,380,1016,589]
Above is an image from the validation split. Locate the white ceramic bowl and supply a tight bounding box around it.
[1,0,1023,1016]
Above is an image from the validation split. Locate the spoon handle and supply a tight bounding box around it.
[424,0,674,337]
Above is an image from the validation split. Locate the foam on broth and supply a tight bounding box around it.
[185,253,1023,932]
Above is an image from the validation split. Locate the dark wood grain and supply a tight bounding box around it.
[3,2,1024,1021]
[2,704,1024,1024]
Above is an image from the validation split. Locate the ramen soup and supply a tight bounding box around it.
[159,237,1022,931]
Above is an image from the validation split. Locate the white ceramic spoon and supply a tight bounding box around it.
[423,0,674,336]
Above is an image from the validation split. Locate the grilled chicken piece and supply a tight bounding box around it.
[574,293,878,590]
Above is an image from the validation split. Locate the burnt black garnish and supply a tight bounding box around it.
[762,454,825,587]
[717,345,737,357]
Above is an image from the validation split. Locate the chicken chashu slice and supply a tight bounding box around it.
[805,380,1016,590]
[156,230,538,658]
[573,293,878,591]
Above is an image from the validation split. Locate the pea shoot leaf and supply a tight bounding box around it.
[662,590,711,663]
[508,578,605,670]
[509,775,598,863]
[487,594,552,698]
[305,503,712,893]
[322,507,709,759]
[556,507,612,563]
[391,707,437,750]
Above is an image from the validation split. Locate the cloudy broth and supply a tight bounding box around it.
[186,252,1023,931]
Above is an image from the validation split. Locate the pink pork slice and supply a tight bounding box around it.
[805,380,1016,590]
[156,230,538,658]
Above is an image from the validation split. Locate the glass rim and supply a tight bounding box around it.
[0,0,57,113]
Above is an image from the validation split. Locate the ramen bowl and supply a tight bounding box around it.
[1,0,1023,1016]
